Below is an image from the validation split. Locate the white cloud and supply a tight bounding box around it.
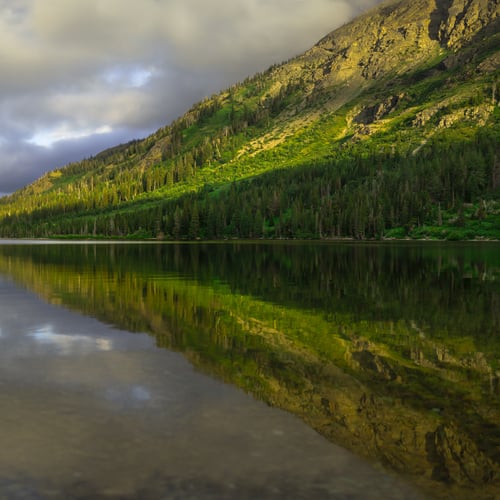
[102,66,155,89]
[28,124,113,148]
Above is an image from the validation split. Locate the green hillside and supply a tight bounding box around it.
[0,0,499,240]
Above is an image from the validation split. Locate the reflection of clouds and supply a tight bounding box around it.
[104,385,152,409]
[28,325,113,355]
[132,386,151,401]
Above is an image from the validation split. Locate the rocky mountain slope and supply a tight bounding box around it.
[0,0,498,239]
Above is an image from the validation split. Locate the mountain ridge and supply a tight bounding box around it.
[0,0,498,239]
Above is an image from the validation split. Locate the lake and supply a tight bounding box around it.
[0,240,498,499]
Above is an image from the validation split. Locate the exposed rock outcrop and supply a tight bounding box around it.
[354,94,406,124]
[438,0,500,50]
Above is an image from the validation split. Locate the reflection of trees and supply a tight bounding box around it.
[11,241,499,337]
[0,242,499,499]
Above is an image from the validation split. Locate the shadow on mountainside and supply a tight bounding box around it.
[428,0,454,44]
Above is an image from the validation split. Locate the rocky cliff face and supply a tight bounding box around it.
[438,0,499,49]
[271,0,498,100]
[250,0,499,153]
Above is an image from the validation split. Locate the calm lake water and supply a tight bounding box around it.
[0,241,498,499]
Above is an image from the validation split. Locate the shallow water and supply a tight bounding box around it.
[0,240,499,499]
[0,268,421,499]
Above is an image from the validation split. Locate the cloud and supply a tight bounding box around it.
[0,130,139,193]
[0,0,384,195]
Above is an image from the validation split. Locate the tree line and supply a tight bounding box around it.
[0,128,497,239]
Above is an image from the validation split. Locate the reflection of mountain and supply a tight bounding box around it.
[0,242,499,499]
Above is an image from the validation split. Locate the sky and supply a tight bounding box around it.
[0,0,384,196]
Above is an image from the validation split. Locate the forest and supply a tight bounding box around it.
[0,126,498,241]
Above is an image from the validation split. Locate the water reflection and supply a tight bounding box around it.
[28,327,113,355]
[104,385,153,408]
[0,274,420,500]
[0,241,498,499]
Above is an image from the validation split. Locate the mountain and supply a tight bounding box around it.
[0,0,499,240]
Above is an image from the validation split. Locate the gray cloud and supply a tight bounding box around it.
[0,0,384,195]
[0,130,140,194]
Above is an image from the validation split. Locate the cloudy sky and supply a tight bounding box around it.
[0,0,384,196]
